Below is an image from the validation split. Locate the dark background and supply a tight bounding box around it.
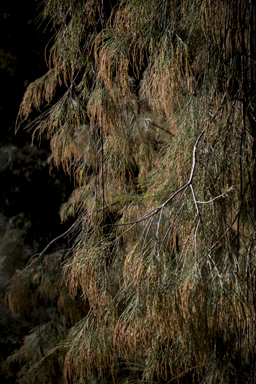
[0,0,73,244]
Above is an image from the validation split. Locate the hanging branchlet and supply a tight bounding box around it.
[9,0,256,383]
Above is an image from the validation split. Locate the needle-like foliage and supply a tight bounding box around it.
[8,0,256,383]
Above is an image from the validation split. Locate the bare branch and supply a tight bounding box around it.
[114,130,205,242]
[196,191,230,204]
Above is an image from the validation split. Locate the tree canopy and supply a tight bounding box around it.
[6,0,256,383]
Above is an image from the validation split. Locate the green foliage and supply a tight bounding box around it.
[7,0,256,383]
[8,321,66,384]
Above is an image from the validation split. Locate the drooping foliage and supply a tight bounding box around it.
[7,0,256,382]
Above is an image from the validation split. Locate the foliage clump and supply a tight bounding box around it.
[7,0,256,383]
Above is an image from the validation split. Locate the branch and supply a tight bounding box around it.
[196,191,229,204]
[145,118,175,137]
[0,221,77,293]
[114,130,205,240]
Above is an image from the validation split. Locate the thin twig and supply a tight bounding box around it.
[0,221,77,293]
[145,118,175,137]
[196,191,229,204]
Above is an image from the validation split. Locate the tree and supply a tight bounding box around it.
[6,0,256,383]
